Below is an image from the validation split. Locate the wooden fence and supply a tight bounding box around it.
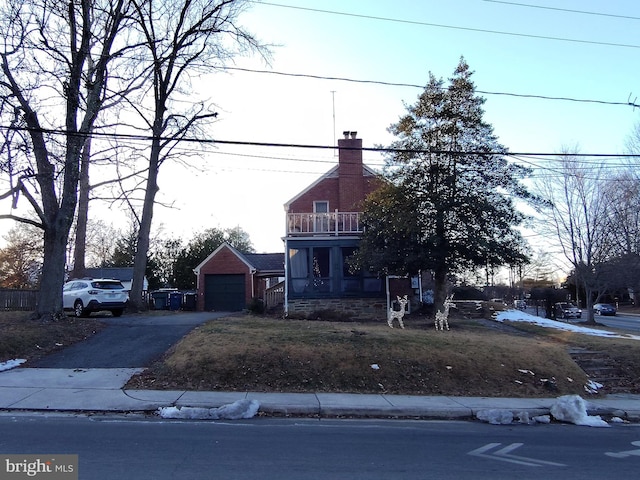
[0,289,38,311]
[265,281,284,309]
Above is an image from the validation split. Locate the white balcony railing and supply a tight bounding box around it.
[287,211,362,236]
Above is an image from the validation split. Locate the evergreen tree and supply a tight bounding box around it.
[356,58,536,309]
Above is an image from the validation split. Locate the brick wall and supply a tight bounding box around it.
[287,297,387,320]
[287,135,381,214]
[338,136,364,211]
[288,177,339,214]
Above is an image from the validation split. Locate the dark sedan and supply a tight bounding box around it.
[593,303,616,316]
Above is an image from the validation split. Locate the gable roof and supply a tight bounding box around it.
[193,242,284,275]
[283,164,379,210]
[240,252,285,274]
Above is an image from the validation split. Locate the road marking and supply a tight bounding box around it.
[468,443,566,467]
[605,440,640,458]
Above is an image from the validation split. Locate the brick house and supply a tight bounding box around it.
[284,131,386,318]
[194,243,284,311]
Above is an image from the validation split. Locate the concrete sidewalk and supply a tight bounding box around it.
[1,368,639,421]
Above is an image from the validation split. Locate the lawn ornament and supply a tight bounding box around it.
[388,295,408,329]
[435,294,454,331]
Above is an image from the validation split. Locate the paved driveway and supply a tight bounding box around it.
[31,312,228,368]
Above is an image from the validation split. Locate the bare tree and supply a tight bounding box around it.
[536,149,611,324]
[124,0,269,310]
[0,0,133,319]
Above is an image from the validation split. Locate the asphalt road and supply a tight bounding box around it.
[595,314,640,333]
[1,415,639,480]
[31,312,225,368]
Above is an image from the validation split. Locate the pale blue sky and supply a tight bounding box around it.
[136,0,640,254]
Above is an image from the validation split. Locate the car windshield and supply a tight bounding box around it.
[91,281,124,290]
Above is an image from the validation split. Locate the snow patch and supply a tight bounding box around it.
[495,310,640,340]
[477,395,612,427]
[158,399,260,420]
[476,409,543,425]
[550,395,609,427]
[476,409,514,425]
[0,359,26,372]
[585,380,603,394]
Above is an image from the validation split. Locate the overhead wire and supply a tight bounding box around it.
[220,66,640,109]
[481,0,640,22]
[4,124,640,159]
[254,1,640,50]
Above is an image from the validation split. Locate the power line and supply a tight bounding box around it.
[221,66,640,109]
[255,1,640,50]
[4,125,640,158]
[482,0,640,21]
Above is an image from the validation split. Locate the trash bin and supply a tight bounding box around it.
[183,292,197,311]
[169,292,182,311]
[151,291,170,310]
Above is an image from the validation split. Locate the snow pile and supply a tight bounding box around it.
[158,399,260,420]
[476,409,549,425]
[585,380,603,394]
[495,310,640,340]
[476,409,514,425]
[0,359,26,372]
[550,395,609,427]
[476,394,611,427]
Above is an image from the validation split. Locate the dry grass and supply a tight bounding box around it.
[0,311,104,363]
[4,308,638,399]
[125,314,633,398]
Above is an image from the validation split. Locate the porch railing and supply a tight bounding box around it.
[265,281,285,308]
[287,211,362,236]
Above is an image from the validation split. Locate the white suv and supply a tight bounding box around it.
[63,279,129,317]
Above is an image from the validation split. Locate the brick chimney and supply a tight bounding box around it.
[337,131,363,211]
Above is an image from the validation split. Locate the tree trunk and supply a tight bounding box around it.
[433,263,448,314]
[128,137,161,311]
[71,137,91,280]
[36,216,74,319]
[583,286,597,325]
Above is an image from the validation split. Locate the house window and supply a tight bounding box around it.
[311,247,332,293]
[314,201,328,213]
[314,201,329,232]
[341,246,360,293]
[289,248,308,293]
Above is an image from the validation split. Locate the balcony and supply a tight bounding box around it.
[287,212,363,236]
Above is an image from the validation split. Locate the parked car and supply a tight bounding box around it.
[63,278,129,317]
[554,302,582,320]
[514,299,527,310]
[593,303,616,316]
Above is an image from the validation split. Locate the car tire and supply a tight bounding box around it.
[111,309,124,317]
[74,300,89,318]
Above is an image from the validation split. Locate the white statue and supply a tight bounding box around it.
[435,294,454,331]
[387,295,408,329]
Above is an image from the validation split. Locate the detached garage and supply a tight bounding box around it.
[194,243,284,312]
[203,274,246,311]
